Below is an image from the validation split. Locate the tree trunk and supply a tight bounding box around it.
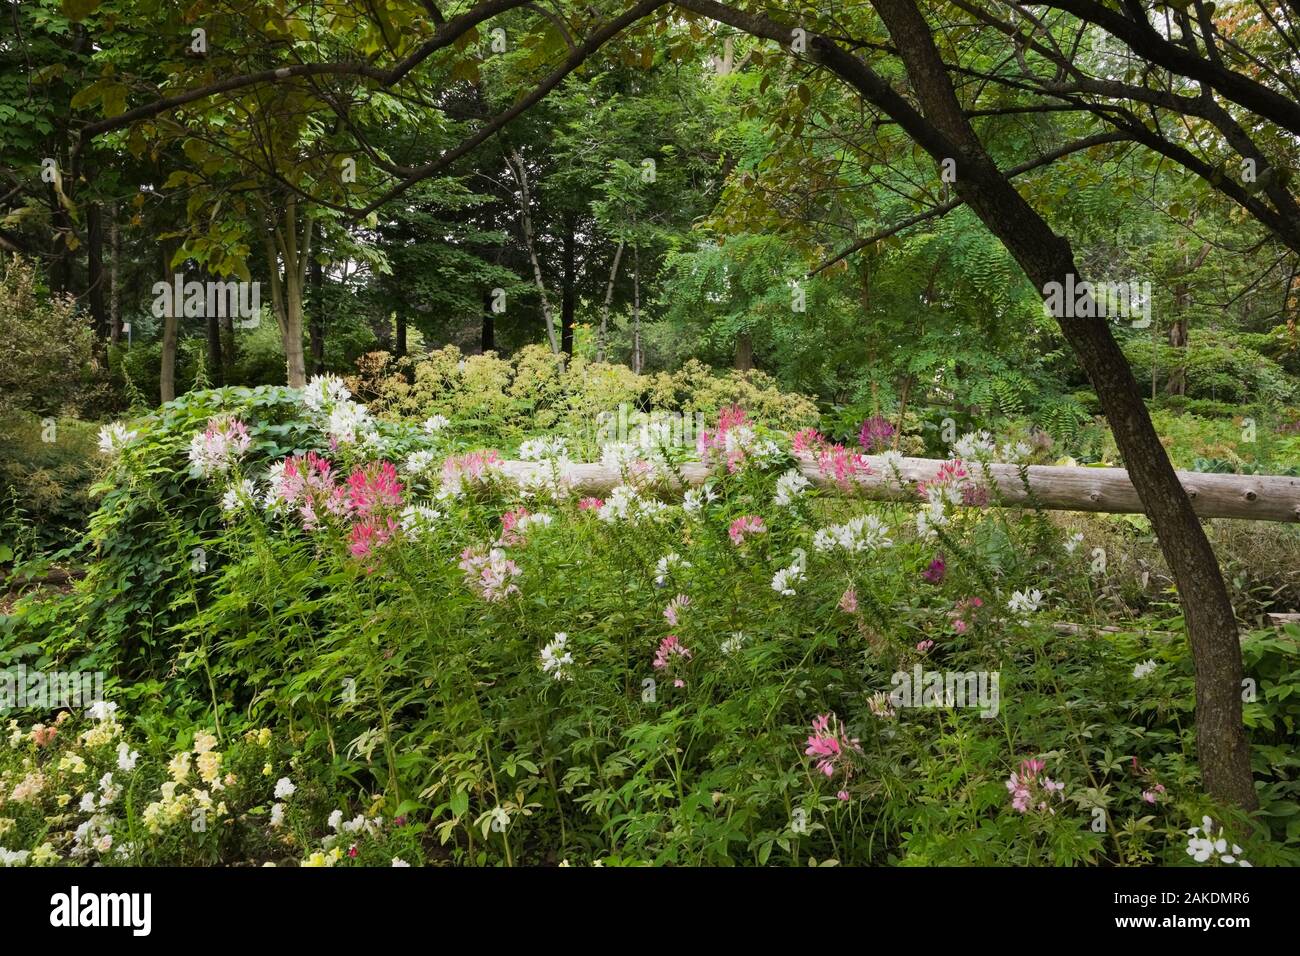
[264,199,311,388]
[395,306,407,359]
[109,203,121,347]
[597,238,624,362]
[869,0,1256,809]
[734,332,753,370]
[561,213,576,356]
[495,454,1300,521]
[632,244,642,374]
[159,242,179,403]
[205,305,224,387]
[310,222,325,373]
[86,201,108,344]
[482,287,496,353]
[47,180,73,296]
[507,148,561,354]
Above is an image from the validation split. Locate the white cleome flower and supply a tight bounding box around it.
[654,553,691,587]
[326,401,373,445]
[301,374,351,414]
[221,479,258,514]
[773,468,811,508]
[813,515,892,553]
[1007,589,1044,614]
[1132,659,1158,679]
[540,633,574,681]
[771,563,805,596]
[97,422,138,456]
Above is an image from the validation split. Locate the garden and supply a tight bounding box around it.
[1,0,1299,889]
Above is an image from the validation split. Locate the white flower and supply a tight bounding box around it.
[98,772,119,807]
[301,374,351,413]
[915,499,948,539]
[877,450,905,484]
[326,401,373,445]
[952,430,996,460]
[117,742,139,772]
[515,512,553,533]
[682,484,718,515]
[0,848,30,867]
[79,792,97,813]
[720,633,746,655]
[97,422,138,456]
[597,485,664,524]
[404,450,437,477]
[270,803,285,828]
[1185,818,1251,866]
[1132,659,1158,679]
[1064,532,1084,555]
[1007,589,1043,614]
[328,809,344,832]
[422,414,450,434]
[773,469,811,508]
[221,478,258,514]
[519,436,570,463]
[187,418,251,478]
[540,633,574,681]
[654,553,690,587]
[392,858,411,867]
[399,504,442,536]
[86,701,118,722]
[273,777,296,799]
[999,441,1032,463]
[771,563,805,596]
[813,515,892,553]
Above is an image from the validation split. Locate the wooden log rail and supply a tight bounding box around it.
[499,455,1300,522]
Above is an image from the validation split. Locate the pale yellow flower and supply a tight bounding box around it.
[168,751,191,784]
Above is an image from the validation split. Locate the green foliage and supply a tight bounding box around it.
[4,387,1295,867]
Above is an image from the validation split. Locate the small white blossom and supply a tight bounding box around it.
[97,422,138,456]
[773,469,811,508]
[771,563,805,596]
[540,633,574,681]
[1007,589,1044,615]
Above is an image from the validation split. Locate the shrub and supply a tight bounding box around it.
[6,380,1294,867]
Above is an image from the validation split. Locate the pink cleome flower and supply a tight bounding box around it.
[441,449,503,496]
[816,444,872,488]
[838,587,859,614]
[345,461,403,518]
[916,459,989,508]
[949,596,983,635]
[577,497,605,511]
[499,507,531,546]
[458,546,522,602]
[1006,757,1066,814]
[663,594,691,627]
[276,452,342,529]
[805,713,862,786]
[858,415,896,454]
[728,515,767,546]
[697,405,754,473]
[791,428,827,455]
[653,634,692,671]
